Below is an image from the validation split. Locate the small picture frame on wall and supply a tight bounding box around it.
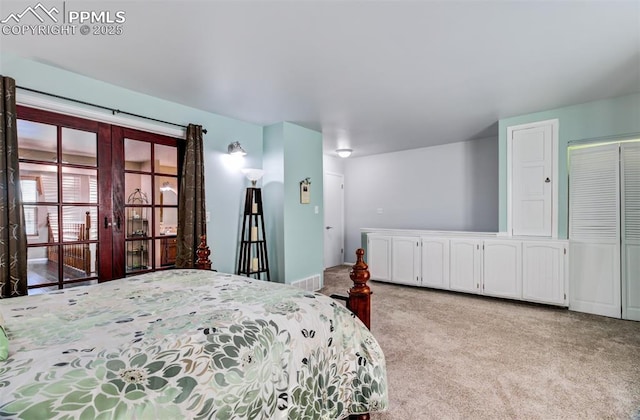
[300,178,311,204]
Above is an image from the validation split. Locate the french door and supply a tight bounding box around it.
[17,106,181,293]
[112,126,181,279]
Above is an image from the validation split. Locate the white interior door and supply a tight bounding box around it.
[621,142,640,321]
[569,144,621,318]
[323,172,344,268]
[511,124,554,236]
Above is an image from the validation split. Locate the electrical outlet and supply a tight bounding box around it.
[314,206,319,214]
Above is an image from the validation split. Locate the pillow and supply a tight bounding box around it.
[0,311,7,361]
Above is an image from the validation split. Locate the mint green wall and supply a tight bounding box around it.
[263,124,285,282]
[498,92,640,238]
[262,122,324,284]
[282,123,324,283]
[1,53,263,273]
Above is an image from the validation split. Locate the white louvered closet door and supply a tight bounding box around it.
[622,142,640,321]
[569,144,621,318]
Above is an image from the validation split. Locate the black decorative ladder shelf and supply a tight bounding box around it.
[237,187,270,281]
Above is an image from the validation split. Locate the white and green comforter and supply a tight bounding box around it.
[0,270,387,419]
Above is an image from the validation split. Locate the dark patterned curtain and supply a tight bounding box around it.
[0,76,27,297]
[175,124,207,268]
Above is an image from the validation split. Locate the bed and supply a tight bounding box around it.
[0,241,388,419]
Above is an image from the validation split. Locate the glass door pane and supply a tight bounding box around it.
[17,112,103,293]
[154,143,178,269]
[155,144,177,175]
[17,119,57,162]
[62,127,97,166]
[119,130,180,275]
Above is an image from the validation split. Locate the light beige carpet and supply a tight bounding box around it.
[321,266,640,420]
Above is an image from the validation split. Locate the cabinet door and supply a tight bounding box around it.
[421,238,450,289]
[522,242,566,305]
[450,239,482,293]
[483,240,522,299]
[367,235,391,281]
[391,237,420,286]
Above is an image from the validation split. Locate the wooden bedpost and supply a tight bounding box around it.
[347,248,371,330]
[347,252,372,418]
[346,248,372,420]
[195,235,212,270]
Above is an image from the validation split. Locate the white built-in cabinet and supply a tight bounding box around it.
[449,239,523,299]
[366,231,568,307]
[449,239,482,293]
[420,238,449,289]
[367,235,391,282]
[483,240,522,299]
[367,235,419,286]
[522,242,566,305]
[391,237,421,286]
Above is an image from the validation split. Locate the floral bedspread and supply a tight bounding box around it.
[0,270,387,419]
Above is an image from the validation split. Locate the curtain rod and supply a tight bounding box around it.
[16,85,207,134]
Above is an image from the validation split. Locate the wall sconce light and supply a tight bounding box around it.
[336,148,352,158]
[228,141,247,156]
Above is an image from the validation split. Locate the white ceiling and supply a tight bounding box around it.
[3,1,639,157]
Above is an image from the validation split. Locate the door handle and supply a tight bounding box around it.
[104,216,111,228]
[326,226,333,230]
[545,177,551,183]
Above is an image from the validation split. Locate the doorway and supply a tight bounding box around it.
[323,172,344,268]
[17,106,181,293]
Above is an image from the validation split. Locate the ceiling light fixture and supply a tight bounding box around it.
[228,141,247,156]
[336,148,353,158]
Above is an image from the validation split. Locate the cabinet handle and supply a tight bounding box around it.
[116,216,121,230]
[104,217,111,228]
